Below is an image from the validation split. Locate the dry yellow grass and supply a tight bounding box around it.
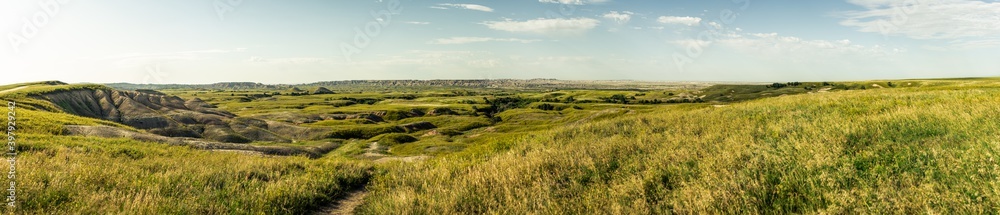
[359,85,1000,214]
[6,79,1000,214]
[8,133,373,214]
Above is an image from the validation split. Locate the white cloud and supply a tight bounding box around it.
[657,16,701,26]
[538,0,610,5]
[666,30,914,81]
[428,37,541,45]
[839,0,1000,48]
[693,31,902,59]
[482,18,600,35]
[602,11,634,24]
[706,22,723,29]
[436,3,494,12]
[927,39,1000,51]
[404,21,430,25]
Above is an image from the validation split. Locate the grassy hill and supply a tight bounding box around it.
[4,78,1000,213]
[1,82,375,214]
[357,79,1000,214]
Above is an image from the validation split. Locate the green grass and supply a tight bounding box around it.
[369,133,419,147]
[10,78,1000,213]
[388,135,468,156]
[0,81,67,92]
[1,83,111,98]
[397,115,492,136]
[324,124,408,140]
[358,81,1000,214]
[306,118,375,127]
[16,107,137,135]
[6,134,372,214]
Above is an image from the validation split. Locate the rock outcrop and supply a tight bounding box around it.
[313,87,334,94]
[427,107,457,116]
[41,88,320,143]
[399,121,436,132]
[43,89,211,129]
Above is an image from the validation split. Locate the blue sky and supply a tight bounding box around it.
[1,0,999,84]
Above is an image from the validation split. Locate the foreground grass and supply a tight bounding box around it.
[8,79,1000,213]
[359,86,1000,214]
[1,83,378,214]
[7,134,372,214]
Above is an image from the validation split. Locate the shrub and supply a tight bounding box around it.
[437,120,491,136]
[210,134,252,143]
[602,94,630,104]
[369,133,418,146]
[536,103,556,111]
[475,97,535,118]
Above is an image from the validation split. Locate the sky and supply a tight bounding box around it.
[1,0,999,85]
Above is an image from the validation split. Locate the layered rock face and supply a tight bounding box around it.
[43,89,232,129]
[41,89,325,143]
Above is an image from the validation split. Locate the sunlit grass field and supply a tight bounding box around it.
[7,107,373,214]
[359,81,1000,214]
[4,78,1000,214]
[15,134,372,214]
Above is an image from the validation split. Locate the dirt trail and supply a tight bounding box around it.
[363,142,430,163]
[361,142,387,158]
[312,142,431,214]
[0,86,28,94]
[312,188,368,215]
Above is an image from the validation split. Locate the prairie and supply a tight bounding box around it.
[3,79,998,214]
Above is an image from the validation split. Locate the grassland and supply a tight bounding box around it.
[4,78,1000,214]
[358,80,1000,214]
[4,107,374,214]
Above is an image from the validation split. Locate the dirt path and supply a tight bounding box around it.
[312,188,368,215]
[0,86,28,94]
[363,142,431,163]
[361,142,387,158]
[312,141,432,214]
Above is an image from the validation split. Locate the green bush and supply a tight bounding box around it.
[438,120,492,136]
[369,133,418,146]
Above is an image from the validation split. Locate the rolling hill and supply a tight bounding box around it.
[3,78,1000,213]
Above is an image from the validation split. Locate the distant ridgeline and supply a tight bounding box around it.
[106,79,707,91]
[106,82,285,91]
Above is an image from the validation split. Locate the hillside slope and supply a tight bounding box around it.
[0,82,331,143]
[359,82,1000,214]
[42,88,232,129]
[7,79,1000,213]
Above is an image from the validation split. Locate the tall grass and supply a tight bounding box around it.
[6,134,372,214]
[10,79,1000,213]
[359,86,1000,214]
[4,109,373,214]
